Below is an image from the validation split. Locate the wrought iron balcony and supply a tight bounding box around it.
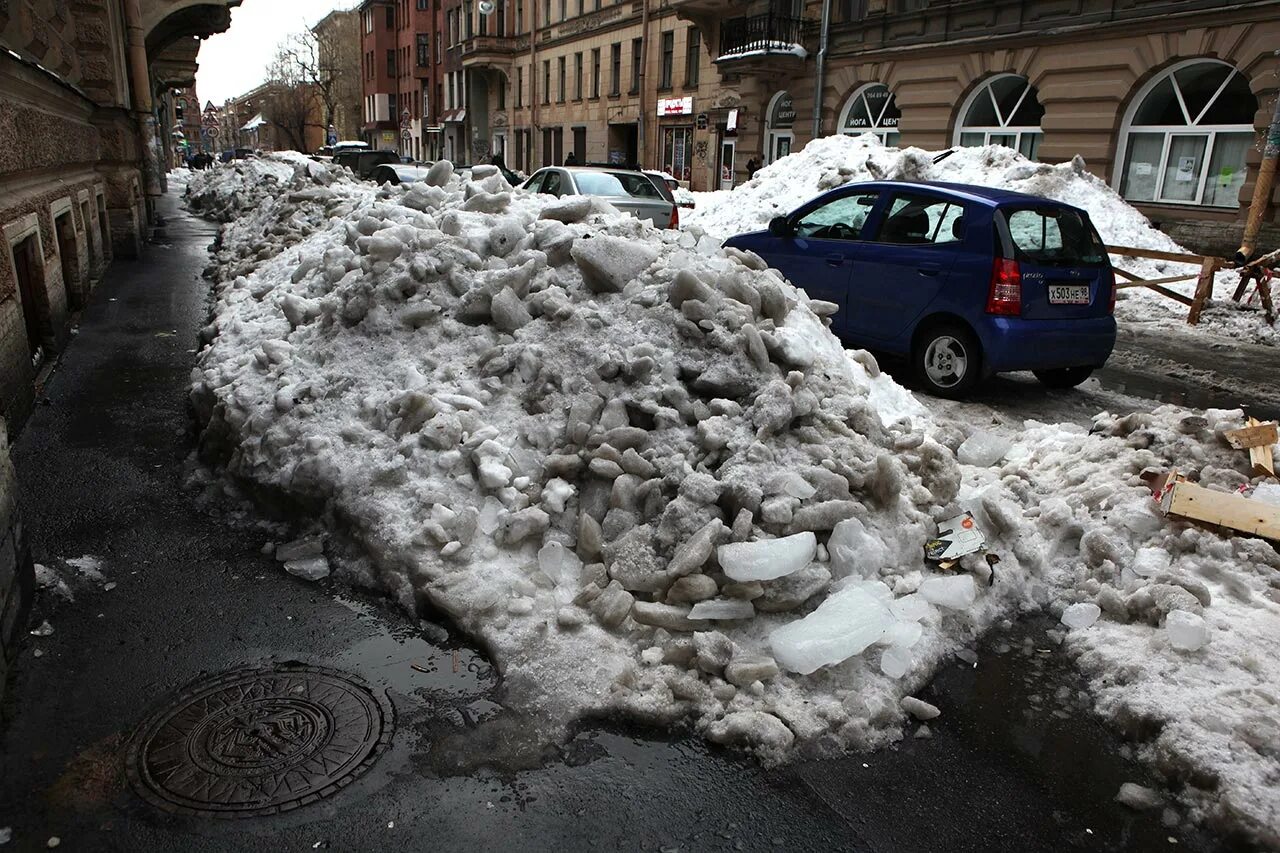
[717,12,811,61]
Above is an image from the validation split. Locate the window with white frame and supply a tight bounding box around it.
[955,74,1044,160]
[838,83,900,146]
[1118,59,1257,208]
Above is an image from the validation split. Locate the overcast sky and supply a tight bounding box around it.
[195,0,357,105]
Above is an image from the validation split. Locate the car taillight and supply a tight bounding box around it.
[668,205,679,230]
[986,258,1022,316]
[1106,268,1117,313]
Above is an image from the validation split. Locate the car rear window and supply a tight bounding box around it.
[1002,207,1106,266]
[605,172,662,198]
[573,172,627,196]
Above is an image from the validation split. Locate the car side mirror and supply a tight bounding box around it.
[768,216,792,238]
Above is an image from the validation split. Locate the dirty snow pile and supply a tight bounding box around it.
[954,408,1280,844]
[191,155,1049,761]
[685,134,1275,342]
[184,153,321,222]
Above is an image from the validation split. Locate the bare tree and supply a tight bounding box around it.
[264,45,322,152]
[275,16,362,143]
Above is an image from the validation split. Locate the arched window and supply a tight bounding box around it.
[839,83,900,146]
[1118,59,1257,208]
[954,74,1043,160]
[764,90,796,164]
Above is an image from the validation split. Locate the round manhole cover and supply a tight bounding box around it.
[125,664,393,818]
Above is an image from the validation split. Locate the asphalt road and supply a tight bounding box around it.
[0,189,1239,852]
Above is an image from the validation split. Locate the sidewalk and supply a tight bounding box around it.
[0,188,1221,852]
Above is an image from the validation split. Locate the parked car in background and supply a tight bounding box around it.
[723,181,1116,397]
[369,164,432,185]
[522,166,678,228]
[332,141,369,155]
[335,149,400,179]
[647,170,695,209]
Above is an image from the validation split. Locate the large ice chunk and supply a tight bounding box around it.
[1060,602,1101,630]
[768,585,895,674]
[918,575,977,610]
[956,431,1012,467]
[718,532,817,582]
[827,517,890,579]
[1166,610,1208,652]
[688,598,756,621]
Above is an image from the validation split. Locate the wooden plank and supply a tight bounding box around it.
[1106,244,1217,265]
[1186,257,1219,325]
[1141,283,1194,306]
[1251,444,1276,477]
[1162,481,1280,540]
[1224,421,1278,449]
[1113,267,1142,282]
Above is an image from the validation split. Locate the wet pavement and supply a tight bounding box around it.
[0,188,1240,851]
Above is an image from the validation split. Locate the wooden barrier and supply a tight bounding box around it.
[1105,245,1228,326]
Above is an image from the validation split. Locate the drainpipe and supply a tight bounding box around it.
[529,0,539,169]
[1236,78,1280,264]
[122,0,162,207]
[638,0,650,167]
[811,0,831,141]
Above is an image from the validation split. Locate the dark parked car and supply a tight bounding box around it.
[369,164,432,185]
[723,181,1116,397]
[522,166,678,228]
[335,149,401,179]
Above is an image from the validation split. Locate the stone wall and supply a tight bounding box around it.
[0,419,33,706]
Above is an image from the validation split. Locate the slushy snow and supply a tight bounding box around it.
[188,152,1280,846]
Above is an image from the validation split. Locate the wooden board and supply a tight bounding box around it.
[1162,481,1280,539]
[1251,443,1275,477]
[1224,421,1279,449]
[1106,245,1216,265]
[1186,258,1220,325]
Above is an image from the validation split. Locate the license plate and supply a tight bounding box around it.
[1047,284,1090,305]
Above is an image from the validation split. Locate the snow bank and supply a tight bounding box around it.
[184,154,313,222]
[971,407,1280,845]
[685,135,1275,343]
[188,153,1280,844]
[190,153,1040,764]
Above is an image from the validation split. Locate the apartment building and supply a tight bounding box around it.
[673,0,1280,252]
[445,0,731,189]
[360,0,441,159]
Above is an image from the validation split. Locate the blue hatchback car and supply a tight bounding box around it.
[723,181,1117,397]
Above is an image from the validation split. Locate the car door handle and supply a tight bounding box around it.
[917,263,942,276]
[825,254,845,267]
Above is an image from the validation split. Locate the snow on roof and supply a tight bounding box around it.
[240,113,266,131]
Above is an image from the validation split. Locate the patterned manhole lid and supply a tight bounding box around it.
[125,664,393,818]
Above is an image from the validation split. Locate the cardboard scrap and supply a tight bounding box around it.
[924,511,987,562]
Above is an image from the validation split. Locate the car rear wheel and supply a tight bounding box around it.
[914,323,981,398]
[1033,367,1093,389]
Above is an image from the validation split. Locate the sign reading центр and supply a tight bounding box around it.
[657,96,693,116]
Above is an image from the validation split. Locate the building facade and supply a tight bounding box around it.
[673,0,1280,253]
[360,0,440,158]
[447,0,728,184]
[1,0,240,432]
[313,9,365,145]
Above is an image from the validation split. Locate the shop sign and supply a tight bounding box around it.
[657,96,693,117]
[726,108,739,133]
[769,92,795,129]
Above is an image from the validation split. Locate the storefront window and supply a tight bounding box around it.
[839,83,900,146]
[954,74,1043,160]
[663,126,693,182]
[1118,60,1256,208]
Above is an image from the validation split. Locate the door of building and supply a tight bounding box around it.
[54,212,79,310]
[718,138,736,189]
[12,234,45,360]
[572,127,586,163]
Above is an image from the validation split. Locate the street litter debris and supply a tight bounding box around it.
[29,621,53,637]
[1157,473,1280,540]
[923,511,987,567]
[1223,417,1277,477]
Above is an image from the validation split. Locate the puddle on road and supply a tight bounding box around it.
[1097,365,1280,422]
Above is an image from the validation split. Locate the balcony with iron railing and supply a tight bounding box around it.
[459,34,530,68]
[717,12,812,65]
